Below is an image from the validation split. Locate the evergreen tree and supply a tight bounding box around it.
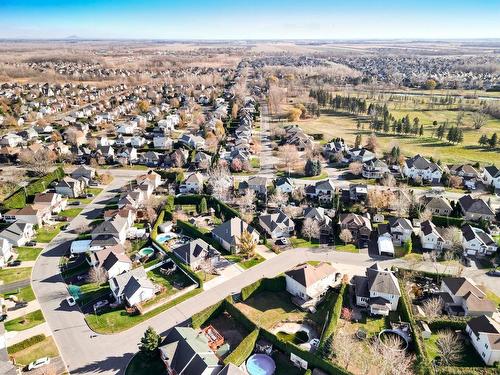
[478,134,489,147]
[354,134,362,148]
[198,197,208,214]
[490,133,498,148]
[419,124,424,136]
[139,327,161,358]
[305,159,322,177]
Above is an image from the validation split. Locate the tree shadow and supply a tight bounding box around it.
[69,353,134,375]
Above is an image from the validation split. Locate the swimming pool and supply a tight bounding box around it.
[138,247,154,257]
[246,354,276,375]
[156,233,175,244]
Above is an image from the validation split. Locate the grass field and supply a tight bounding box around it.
[15,246,43,261]
[295,108,500,165]
[0,267,32,284]
[8,335,59,366]
[4,309,45,331]
[35,222,66,242]
[2,285,36,302]
[59,207,83,218]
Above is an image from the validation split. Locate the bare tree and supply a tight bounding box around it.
[471,111,488,129]
[436,330,463,366]
[368,189,394,210]
[278,144,300,176]
[237,190,256,213]
[348,161,363,176]
[302,218,320,241]
[339,229,353,244]
[207,163,232,202]
[371,335,414,375]
[419,208,433,222]
[282,204,302,219]
[442,226,463,257]
[333,332,357,370]
[65,126,82,146]
[269,189,288,207]
[19,148,57,176]
[422,297,443,319]
[381,173,396,187]
[292,185,305,202]
[87,266,108,284]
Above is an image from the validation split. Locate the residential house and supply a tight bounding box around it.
[421,196,453,216]
[141,151,161,166]
[354,263,401,316]
[419,220,444,251]
[304,179,335,204]
[387,217,413,246]
[304,207,333,236]
[194,152,211,170]
[466,315,500,366]
[458,195,495,222]
[462,224,497,256]
[173,239,219,269]
[239,176,267,196]
[91,216,129,244]
[362,158,390,179]
[179,172,204,194]
[403,154,442,183]
[285,262,339,310]
[109,267,155,306]
[483,165,500,190]
[33,192,67,214]
[259,210,295,239]
[71,165,96,180]
[153,135,173,150]
[449,164,480,189]
[338,213,372,247]
[348,184,368,202]
[158,326,223,375]
[0,222,35,246]
[440,277,497,317]
[116,122,137,135]
[274,177,294,194]
[55,177,86,198]
[179,133,205,149]
[0,238,13,268]
[347,148,375,163]
[211,217,259,253]
[88,246,132,279]
[3,205,48,227]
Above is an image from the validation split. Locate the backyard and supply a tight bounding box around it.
[424,332,485,367]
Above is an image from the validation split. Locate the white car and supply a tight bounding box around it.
[28,357,50,370]
[66,296,76,307]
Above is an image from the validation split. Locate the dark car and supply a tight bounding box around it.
[8,260,21,267]
[0,314,7,322]
[69,201,81,206]
[14,301,28,309]
[486,268,500,277]
[25,241,37,247]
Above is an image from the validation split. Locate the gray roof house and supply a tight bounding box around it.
[109,267,155,306]
[259,210,295,239]
[211,217,259,253]
[458,195,495,221]
[173,239,219,269]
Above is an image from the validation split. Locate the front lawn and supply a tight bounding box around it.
[0,267,32,284]
[15,247,43,261]
[335,243,359,253]
[4,309,45,331]
[125,352,165,375]
[2,285,36,302]
[196,270,218,282]
[290,237,320,248]
[224,254,265,269]
[8,335,59,366]
[85,288,202,334]
[35,222,66,242]
[78,283,111,307]
[59,207,83,218]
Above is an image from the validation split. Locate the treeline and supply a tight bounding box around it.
[478,133,498,149]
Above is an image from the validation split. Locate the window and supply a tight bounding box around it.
[485,343,488,349]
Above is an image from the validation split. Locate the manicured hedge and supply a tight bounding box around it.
[241,276,285,301]
[223,329,260,366]
[223,300,257,332]
[151,210,165,240]
[174,194,241,220]
[319,283,346,348]
[191,300,225,329]
[7,334,46,353]
[432,215,465,228]
[427,319,467,331]
[436,367,500,375]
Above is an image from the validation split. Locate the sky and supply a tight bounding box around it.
[1,0,499,40]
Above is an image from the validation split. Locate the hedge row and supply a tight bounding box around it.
[319,283,346,348]
[241,276,285,301]
[431,215,465,228]
[191,299,225,329]
[426,319,468,332]
[394,267,452,282]
[3,167,65,209]
[436,366,500,375]
[7,334,46,353]
[151,210,165,240]
[223,329,260,366]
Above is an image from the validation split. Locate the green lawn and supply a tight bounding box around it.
[78,283,111,307]
[4,309,45,331]
[0,267,32,284]
[85,288,202,334]
[8,335,59,366]
[290,237,320,248]
[425,332,485,367]
[125,352,165,375]
[59,207,83,218]
[15,247,43,261]
[479,286,500,308]
[224,254,265,269]
[35,222,66,242]
[147,268,193,300]
[196,270,218,282]
[2,285,36,302]
[335,243,359,253]
[250,157,261,169]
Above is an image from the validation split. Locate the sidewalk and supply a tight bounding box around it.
[5,322,52,346]
[5,300,41,321]
[255,244,277,260]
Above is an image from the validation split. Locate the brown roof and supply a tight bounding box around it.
[463,292,497,313]
[442,277,485,298]
[285,262,336,287]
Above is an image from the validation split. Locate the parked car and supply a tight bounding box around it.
[66,296,76,307]
[93,300,109,311]
[14,301,28,309]
[85,193,94,198]
[275,237,289,246]
[69,201,81,206]
[8,260,21,267]
[486,268,500,277]
[89,181,99,186]
[25,241,37,247]
[61,224,69,231]
[28,357,50,371]
[0,314,7,322]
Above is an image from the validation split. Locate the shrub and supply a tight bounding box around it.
[319,283,346,348]
[223,329,259,366]
[240,276,285,301]
[7,334,46,353]
[191,300,225,329]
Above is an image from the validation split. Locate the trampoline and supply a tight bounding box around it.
[246,354,276,375]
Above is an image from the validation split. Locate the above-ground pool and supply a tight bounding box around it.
[68,285,81,300]
[156,233,175,244]
[246,354,276,375]
[138,247,154,257]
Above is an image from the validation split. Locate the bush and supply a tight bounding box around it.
[151,210,165,240]
[7,334,46,353]
[432,215,464,228]
[241,276,285,301]
[223,329,259,366]
[191,300,225,329]
[319,283,346,348]
[427,319,467,331]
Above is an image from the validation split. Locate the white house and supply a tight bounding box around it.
[153,135,173,150]
[285,262,339,310]
[354,263,401,316]
[179,172,204,194]
[55,177,86,198]
[387,217,413,246]
[419,220,444,251]
[462,224,498,256]
[377,235,395,257]
[466,315,500,366]
[403,154,442,183]
[116,122,137,135]
[274,177,294,194]
[0,222,35,247]
[109,267,155,306]
[483,166,500,189]
[0,238,13,268]
[211,217,259,253]
[259,210,295,239]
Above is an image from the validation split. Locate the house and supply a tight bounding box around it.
[304,207,333,235]
[304,180,335,203]
[285,262,339,310]
[55,176,86,198]
[377,230,395,257]
[109,267,155,306]
[338,213,372,246]
[158,326,222,375]
[466,315,500,366]
[449,164,480,189]
[179,172,204,194]
[403,154,442,183]
[348,184,368,202]
[239,176,267,196]
[33,192,67,214]
[387,217,413,246]
[274,177,294,194]
[458,195,495,222]
[211,217,259,253]
[0,222,35,246]
[462,224,497,256]
[173,239,219,269]
[421,196,453,216]
[137,170,162,190]
[419,220,444,251]
[88,246,132,279]
[483,165,500,190]
[3,205,49,227]
[354,263,401,316]
[0,238,13,268]
[91,216,129,244]
[347,148,375,163]
[116,122,137,135]
[179,133,205,149]
[153,135,173,150]
[141,151,161,166]
[362,159,390,179]
[440,277,497,317]
[71,165,95,181]
[259,210,295,239]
